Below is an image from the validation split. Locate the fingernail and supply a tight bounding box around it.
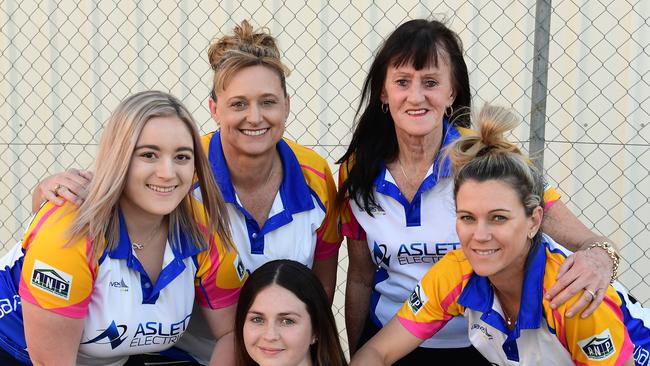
[550,303,556,309]
[566,311,573,317]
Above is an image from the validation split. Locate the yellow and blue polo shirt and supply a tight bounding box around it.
[0,201,245,366]
[398,235,648,365]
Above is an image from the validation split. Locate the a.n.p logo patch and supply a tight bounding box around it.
[578,328,616,361]
[408,283,428,314]
[30,260,72,300]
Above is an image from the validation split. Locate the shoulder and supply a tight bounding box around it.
[283,138,333,183]
[200,132,215,155]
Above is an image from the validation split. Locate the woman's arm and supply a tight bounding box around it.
[542,200,617,317]
[203,304,237,366]
[23,301,85,366]
[345,238,375,355]
[31,169,93,212]
[312,254,338,304]
[350,316,422,365]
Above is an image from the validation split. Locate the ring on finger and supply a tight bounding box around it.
[585,288,596,300]
[54,183,64,196]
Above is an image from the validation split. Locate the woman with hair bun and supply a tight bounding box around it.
[31,20,342,365]
[350,104,649,366]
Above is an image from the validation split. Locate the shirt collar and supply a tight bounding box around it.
[208,132,314,215]
[109,209,203,261]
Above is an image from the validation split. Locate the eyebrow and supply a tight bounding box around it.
[135,145,194,153]
[247,310,302,317]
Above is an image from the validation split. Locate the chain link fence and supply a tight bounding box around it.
[2,0,648,353]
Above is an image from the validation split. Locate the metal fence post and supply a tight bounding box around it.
[529,0,552,171]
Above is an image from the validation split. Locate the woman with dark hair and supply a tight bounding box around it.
[338,18,619,363]
[350,103,648,366]
[235,260,347,366]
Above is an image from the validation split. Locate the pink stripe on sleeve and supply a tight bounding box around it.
[398,316,451,339]
[300,164,325,180]
[23,205,61,249]
[19,275,90,319]
[196,235,241,309]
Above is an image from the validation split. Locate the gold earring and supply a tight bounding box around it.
[444,105,454,118]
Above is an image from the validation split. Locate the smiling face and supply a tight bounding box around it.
[456,179,542,283]
[381,54,455,140]
[211,65,289,159]
[243,284,314,366]
[119,116,195,221]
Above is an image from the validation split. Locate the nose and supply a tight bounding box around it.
[247,104,262,125]
[262,323,280,341]
[473,221,492,242]
[156,157,175,179]
[406,84,425,104]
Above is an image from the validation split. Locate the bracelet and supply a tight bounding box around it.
[587,241,619,283]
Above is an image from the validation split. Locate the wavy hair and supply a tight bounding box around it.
[68,91,234,258]
[208,20,290,98]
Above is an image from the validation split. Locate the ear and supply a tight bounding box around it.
[528,206,544,237]
[380,89,388,104]
[208,97,219,124]
[284,95,291,121]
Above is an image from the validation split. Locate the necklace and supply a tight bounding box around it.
[398,157,410,180]
[130,222,166,251]
[492,284,517,328]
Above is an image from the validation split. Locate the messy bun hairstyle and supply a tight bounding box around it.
[447,103,544,225]
[208,20,290,99]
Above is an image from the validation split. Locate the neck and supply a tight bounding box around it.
[119,202,167,245]
[395,127,442,167]
[490,272,524,328]
[221,142,280,191]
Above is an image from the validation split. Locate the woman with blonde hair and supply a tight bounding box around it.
[31,20,341,365]
[350,104,649,365]
[0,91,245,365]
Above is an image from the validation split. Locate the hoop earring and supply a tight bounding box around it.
[444,105,454,118]
[381,103,389,114]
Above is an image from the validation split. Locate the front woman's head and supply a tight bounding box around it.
[71,91,232,256]
[235,260,347,366]
[208,20,290,159]
[447,104,544,281]
[338,18,471,213]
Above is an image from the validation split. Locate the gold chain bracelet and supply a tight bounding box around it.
[587,241,620,283]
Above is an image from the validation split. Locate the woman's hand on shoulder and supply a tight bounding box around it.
[32,169,93,212]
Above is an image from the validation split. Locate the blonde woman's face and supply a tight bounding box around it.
[212,65,289,159]
[244,285,314,366]
[455,179,542,284]
[119,116,195,220]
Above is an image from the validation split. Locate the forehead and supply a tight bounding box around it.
[249,284,309,315]
[456,179,522,208]
[218,65,284,96]
[138,115,192,143]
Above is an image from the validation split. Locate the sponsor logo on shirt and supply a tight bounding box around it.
[0,295,21,319]
[634,345,649,366]
[471,323,494,340]
[578,328,616,360]
[235,255,246,281]
[372,241,390,268]
[30,260,72,300]
[408,283,428,314]
[109,278,129,292]
[81,320,129,349]
[397,242,460,265]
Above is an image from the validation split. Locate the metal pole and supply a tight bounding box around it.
[529,0,552,171]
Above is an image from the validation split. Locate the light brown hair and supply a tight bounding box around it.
[69,91,234,258]
[208,20,290,98]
